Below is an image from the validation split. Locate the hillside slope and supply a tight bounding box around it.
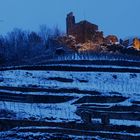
[0,61,140,139]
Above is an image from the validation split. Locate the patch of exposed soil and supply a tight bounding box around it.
[0,109,16,118]
[0,86,101,95]
[48,77,73,82]
[0,92,74,103]
[73,96,128,104]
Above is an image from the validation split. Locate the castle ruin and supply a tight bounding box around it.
[66,12,104,44]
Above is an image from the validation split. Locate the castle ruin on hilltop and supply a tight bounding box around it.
[66,12,105,44]
[54,12,139,53]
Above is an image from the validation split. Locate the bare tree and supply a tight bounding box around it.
[39,25,52,46]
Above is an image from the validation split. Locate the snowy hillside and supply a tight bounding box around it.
[0,62,140,139]
[0,69,140,95]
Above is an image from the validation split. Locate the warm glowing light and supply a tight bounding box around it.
[133,38,140,50]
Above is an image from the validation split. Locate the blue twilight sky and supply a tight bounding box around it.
[0,0,139,38]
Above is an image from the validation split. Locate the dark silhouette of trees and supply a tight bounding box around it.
[0,26,63,66]
[0,25,139,67]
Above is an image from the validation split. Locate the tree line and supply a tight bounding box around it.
[0,25,63,66]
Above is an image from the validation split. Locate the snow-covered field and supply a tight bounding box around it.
[0,69,139,95]
[0,64,140,139]
[0,98,80,122]
[0,69,140,119]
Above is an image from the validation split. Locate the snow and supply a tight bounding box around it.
[0,69,140,121]
[0,98,80,122]
[36,63,140,69]
[0,129,109,140]
[110,119,140,127]
[0,64,140,138]
[0,70,139,95]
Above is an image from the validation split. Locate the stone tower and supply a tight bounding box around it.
[66,12,75,35]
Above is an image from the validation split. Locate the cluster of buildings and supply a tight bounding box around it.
[65,12,140,51]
